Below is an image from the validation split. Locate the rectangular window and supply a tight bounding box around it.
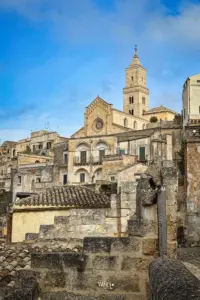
[197,80,200,83]
[99,149,105,162]
[131,76,133,81]
[80,173,85,183]
[63,174,67,185]
[18,176,21,185]
[47,142,52,149]
[64,153,68,164]
[110,176,115,182]
[80,151,87,164]
[139,147,145,161]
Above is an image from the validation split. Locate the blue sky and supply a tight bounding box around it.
[0,0,200,142]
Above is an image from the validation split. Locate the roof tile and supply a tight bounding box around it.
[14,186,111,209]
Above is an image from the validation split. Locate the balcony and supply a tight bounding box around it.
[73,155,107,166]
[73,156,91,166]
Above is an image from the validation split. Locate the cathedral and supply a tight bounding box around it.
[67,47,177,184]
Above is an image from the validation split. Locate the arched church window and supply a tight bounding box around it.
[142,97,145,105]
[124,118,128,127]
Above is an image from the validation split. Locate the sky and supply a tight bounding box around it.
[0,0,200,142]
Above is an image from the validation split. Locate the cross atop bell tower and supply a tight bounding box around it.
[123,46,149,118]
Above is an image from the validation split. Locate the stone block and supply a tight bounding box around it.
[39,225,55,238]
[120,209,130,217]
[80,225,96,234]
[31,253,62,269]
[25,233,39,241]
[142,238,158,255]
[92,256,117,270]
[62,253,88,271]
[97,275,140,292]
[84,238,112,253]
[111,237,141,253]
[105,209,118,218]
[44,270,66,288]
[128,219,144,236]
[54,216,70,225]
[121,256,153,271]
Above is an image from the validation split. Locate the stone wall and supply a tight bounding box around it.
[149,256,200,299]
[31,235,155,300]
[185,136,200,245]
[12,195,122,243]
[0,191,12,237]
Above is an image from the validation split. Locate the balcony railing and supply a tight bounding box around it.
[73,155,107,166]
[73,156,91,166]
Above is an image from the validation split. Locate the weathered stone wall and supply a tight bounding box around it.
[0,191,12,237]
[185,138,200,245]
[149,256,200,300]
[12,195,121,242]
[31,235,155,299]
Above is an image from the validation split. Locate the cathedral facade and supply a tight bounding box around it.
[67,48,178,185]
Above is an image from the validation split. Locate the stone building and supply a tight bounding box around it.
[182,74,200,127]
[143,105,177,122]
[0,141,17,163]
[67,48,179,185]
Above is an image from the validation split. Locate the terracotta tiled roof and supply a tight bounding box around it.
[14,186,110,208]
[144,105,177,115]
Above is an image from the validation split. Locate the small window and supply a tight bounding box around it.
[142,97,145,105]
[197,80,200,83]
[129,109,134,115]
[47,142,52,149]
[184,109,186,119]
[80,173,85,183]
[36,178,41,183]
[63,174,68,185]
[7,149,9,154]
[124,118,128,127]
[18,176,21,185]
[110,176,115,182]
[38,144,43,150]
[35,160,40,163]
[99,149,105,162]
[131,76,133,81]
[64,153,68,164]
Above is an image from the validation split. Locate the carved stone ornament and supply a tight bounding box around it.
[94,118,104,131]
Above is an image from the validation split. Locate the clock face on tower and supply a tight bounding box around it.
[94,118,104,131]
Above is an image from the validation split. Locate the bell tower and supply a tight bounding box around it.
[123,46,149,118]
